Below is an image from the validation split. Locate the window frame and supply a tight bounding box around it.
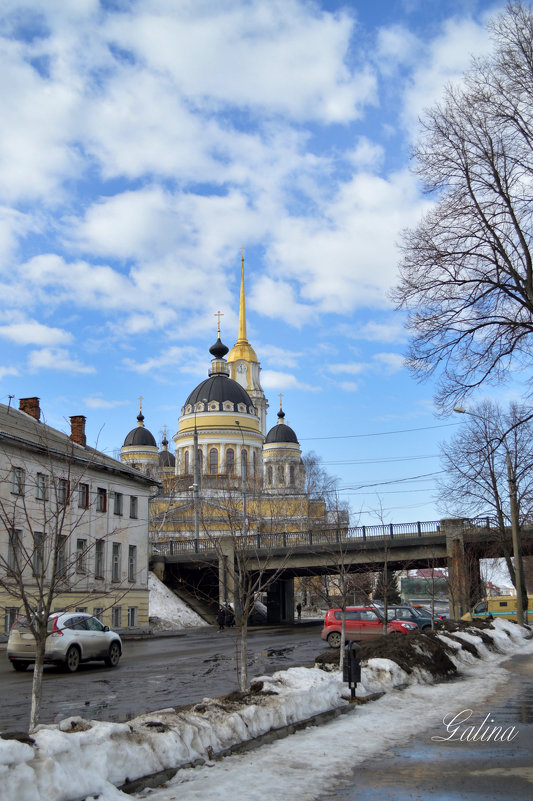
[36,472,48,501]
[129,495,138,519]
[128,544,137,582]
[112,542,121,582]
[94,539,104,579]
[11,467,25,496]
[96,487,107,513]
[113,491,123,516]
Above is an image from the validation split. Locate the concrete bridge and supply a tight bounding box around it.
[150,518,533,622]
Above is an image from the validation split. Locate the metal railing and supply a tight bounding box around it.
[151,519,447,557]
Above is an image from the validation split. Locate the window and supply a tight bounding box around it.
[209,448,218,474]
[96,487,107,512]
[78,483,89,509]
[76,538,87,573]
[93,607,104,622]
[226,448,235,474]
[112,542,121,581]
[7,529,21,572]
[33,531,44,577]
[111,606,122,628]
[253,451,257,478]
[36,472,47,500]
[129,496,138,519]
[267,465,273,485]
[56,535,67,577]
[289,465,295,486]
[58,478,70,505]
[184,450,190,473]
[128,545,137,582]
[75,607,88,614]
[95,540,104,578]
[127,607,137,627]
[277,464,284,485]
[4,607,18,634]
[11,467,24,496]
[113,492,123,516]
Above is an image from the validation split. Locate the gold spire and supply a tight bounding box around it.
[227,250,258,363]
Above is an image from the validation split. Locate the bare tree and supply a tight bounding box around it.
[439,400,531,606]
[392,3,533,411]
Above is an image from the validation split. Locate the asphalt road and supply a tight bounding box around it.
[0,621,324,733]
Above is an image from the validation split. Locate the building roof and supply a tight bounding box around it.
[0,402,158,487]
[185,373,254,409]
[264,409,299,444]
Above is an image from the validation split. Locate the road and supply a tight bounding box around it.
[0,621,323,733]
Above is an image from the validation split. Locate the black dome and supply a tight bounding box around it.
[185,374,253,409]
[265,422,299,444]
[123,426,157,447]
[159,449,176,467]
[123,413,157,447]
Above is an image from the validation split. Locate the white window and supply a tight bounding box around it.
[96,487,107,512]
[4,607,19,634]
[129,496,138,519]
[112,543,121,582]
[111,606,122,628]
[128,545,137,582]
[56,535,67,577]
[58,478,69,505]
[127,607,137,627]
[95,540,104,578]
[7,529,21,572]
[93,607,104,622]
[78,483,89,509]
[11,467,24,495]
[36,472,47,500]
[33,531,44,576]
[76,538,87,573]
[113,492,123,515]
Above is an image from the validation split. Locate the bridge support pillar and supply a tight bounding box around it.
[266,578,294,624]
[443,519,473,619]
[151,555,166,582]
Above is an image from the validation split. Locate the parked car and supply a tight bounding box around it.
[386,604,437,631]
[321,606,418,648]
[7,612,122,673]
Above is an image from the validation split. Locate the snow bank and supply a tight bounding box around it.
[0,620,530,801]
[148,572,208,630]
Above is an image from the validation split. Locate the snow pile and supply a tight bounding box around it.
[148,572,208,630]
[0,620,530,801]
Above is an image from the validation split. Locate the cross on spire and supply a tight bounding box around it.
[139,395,143,413]
[214,310,224,336]
[279,393,283,410]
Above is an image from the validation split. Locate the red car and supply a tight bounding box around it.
[321,605,418,647]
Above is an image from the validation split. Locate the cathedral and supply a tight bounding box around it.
[120,258,328,544]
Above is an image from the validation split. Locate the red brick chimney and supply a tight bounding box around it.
[19,397,41,420]
[70,415,87,447]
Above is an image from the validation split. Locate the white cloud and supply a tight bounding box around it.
[0,320,72,346]
[123,346,202,375]
[339,380,359,392]
[27,347,95,374]
[259,344,302,369]
[0,365,19,380]
[261,370,318,392]
[83,396,129,410]
[328,362,367,376]
[373,352,405,373]
[375,24,421,74]
[357,320,408,344]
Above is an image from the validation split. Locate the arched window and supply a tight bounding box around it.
[289,464,295,486]
[241,449,248,481]
[226,448,235,474]
[209,448,218,475]
[184,450,189,474]
[267,465,273,485]
[277,464,285,485]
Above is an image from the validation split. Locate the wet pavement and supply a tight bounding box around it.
[320,650,533,801]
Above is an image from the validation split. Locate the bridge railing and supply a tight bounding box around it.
[150,519,444,557]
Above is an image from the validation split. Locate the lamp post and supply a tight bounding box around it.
[454,407,525,626]
[235,420,247,538]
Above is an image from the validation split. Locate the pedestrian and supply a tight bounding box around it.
[217,607,225,631]
[296,602,302,621]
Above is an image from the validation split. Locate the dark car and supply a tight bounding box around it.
[386,604,437,631]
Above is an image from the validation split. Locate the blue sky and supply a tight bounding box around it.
[0,0,517,525]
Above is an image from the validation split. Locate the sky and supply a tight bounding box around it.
[0,0,520,526]
[2,609,531,801]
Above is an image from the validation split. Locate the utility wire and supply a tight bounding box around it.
[301,422,458,441]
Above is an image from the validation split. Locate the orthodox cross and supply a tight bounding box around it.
[215,310,224,336]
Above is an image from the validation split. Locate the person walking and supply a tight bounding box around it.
[217,607,226,631]
[296,602,302,621]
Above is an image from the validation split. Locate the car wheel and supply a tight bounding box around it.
[12,661,30,672]
[64,645,80,673]
[104,641,121,668]
[327,631,342,648]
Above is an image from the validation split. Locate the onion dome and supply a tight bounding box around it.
[265,408,299,444]
[184,332,255,411]
[159,434,176,467]
[209,337,229,360]
[123,410,157,447]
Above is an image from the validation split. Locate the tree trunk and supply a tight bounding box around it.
[29,638,46,732]
[239,619,248,691]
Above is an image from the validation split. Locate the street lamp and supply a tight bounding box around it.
[235,420,247,538]
[191,398,207,550]
[454,407,525,626]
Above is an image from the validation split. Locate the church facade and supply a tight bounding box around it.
[120,259,329,595]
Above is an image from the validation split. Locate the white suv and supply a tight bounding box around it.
[7,612,122,673]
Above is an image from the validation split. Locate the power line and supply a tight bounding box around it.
[301,422,458,442]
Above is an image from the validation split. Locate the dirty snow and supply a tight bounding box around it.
[148,572,208,630]
[1,620,531,801]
